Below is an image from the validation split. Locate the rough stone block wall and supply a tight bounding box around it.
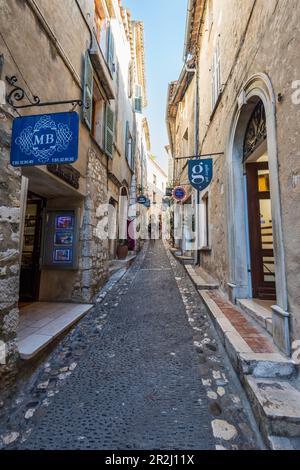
[72,148,109,303]
[0,109,21,387]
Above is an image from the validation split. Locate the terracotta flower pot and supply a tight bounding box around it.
[117,244,128,260]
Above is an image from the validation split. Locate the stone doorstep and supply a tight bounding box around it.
[245,377,300,439]
[185,264,219,290]
[18,303,93,360]
[200,290,300,446]
[237,298,273,335]
[200,291,296,379]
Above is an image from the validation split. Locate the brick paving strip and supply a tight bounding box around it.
[0,241,263,450]
[208,292,275,353]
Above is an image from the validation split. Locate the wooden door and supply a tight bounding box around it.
[246,162,276,300]
[19,198,44,301]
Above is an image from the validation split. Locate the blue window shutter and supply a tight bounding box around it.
[105,105,114,158]
[134,84,143,113]
[107,26,115,74]
[83,52,94,130]
[131,138,136,169]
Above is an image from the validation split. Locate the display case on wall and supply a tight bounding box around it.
[42,210,79,269]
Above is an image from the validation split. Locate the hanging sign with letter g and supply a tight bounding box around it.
[188,158,213,191]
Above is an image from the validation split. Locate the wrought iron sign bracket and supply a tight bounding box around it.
[5,75,84,111]
[175,152,224,160]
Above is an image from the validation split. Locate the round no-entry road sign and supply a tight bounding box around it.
[172,186,187,202]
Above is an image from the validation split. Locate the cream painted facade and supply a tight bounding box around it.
[147,156,167,212]
[0,0,149,382]
[167,0,300,355]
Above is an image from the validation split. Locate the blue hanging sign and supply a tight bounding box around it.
[188,158,213,191]
[137,196,151,208]
[137,196,147,205]
[10,112,79,167]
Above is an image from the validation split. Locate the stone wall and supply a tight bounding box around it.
[72,147,109,303]
[0,108,21,385]
[196,0,300,341]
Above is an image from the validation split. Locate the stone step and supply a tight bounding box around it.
[239,352,295,379]
[185,265,219,290]
[268,435,300,450]
[200,291,296,379]
[245,377,300,439]
[237,298,273,335]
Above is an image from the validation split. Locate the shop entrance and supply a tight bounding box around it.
[19,192,45,302]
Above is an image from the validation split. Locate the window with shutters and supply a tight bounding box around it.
[91,79,105,147]
[104,105,114,158]
[83,52,94,131]
[211,39,221,112]
[134,84,143,113]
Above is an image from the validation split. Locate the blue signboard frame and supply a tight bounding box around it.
[10,111,79,167]
[188,158,213,191]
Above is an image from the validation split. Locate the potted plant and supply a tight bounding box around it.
[117,239,128,260]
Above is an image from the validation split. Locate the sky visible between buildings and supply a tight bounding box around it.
[124,0,187,173]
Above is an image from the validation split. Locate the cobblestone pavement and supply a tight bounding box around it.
[0,241,264,450]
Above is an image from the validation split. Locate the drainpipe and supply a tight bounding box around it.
[194,61,200,265]
[183,59,200,264]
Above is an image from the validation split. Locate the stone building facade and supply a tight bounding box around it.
[0,0,149,383]
[167,0,300,355]
[166,67,197,254]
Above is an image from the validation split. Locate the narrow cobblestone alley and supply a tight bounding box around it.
[0,242,263,450]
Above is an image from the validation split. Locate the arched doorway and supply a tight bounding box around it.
[243,99,276,300]
[226,74,290,354]
[119,186,128,240]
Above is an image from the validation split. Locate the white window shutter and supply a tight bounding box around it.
[83,52,94,130]
[105,106,114,158]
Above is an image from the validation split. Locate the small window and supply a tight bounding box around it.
[153,174,157,185]
[134,84,143,113]
[153,192,156,204]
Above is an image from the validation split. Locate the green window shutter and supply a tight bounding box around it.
[83,52,94,130]
[134,84,142,113]
[107,26,115,74]
[125,121,130,162]
[105,106,114,158]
